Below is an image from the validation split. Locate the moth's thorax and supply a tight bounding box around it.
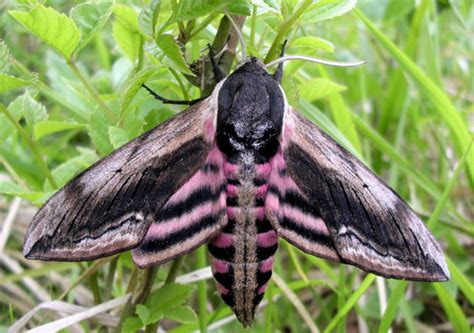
[216,58,284,163]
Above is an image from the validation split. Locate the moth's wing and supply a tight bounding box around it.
[132,144,227,267]
[269,107,449,281]
[24,99,219,261]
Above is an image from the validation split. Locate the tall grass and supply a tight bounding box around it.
[0,1,472,332]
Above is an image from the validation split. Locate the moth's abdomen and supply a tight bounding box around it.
[209,160,277,326]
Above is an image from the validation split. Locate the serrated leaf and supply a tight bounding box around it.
[113,4,142,61]
[162,306,197,323]
[156,34,193,75]
[34,120,85,140]
[0,73,29,92]
[149,283,195,311]
[108,126,130,149]
[9,4,80,59]
[21,92,48,133]
[302,0,357,24]
[49,147,97,189]
[71,2,113,53]
[139,0,161,37]
[227,0,252,16]
[299,78,346,101]
[170,0,233,22]
[1,94,26,142]
[120,67,159,117]
[291,36,335,53]
[121,317,143,333]
[0,41,12,73]
[89,110,114,156]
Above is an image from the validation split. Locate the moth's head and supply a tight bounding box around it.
[216,57,284,162]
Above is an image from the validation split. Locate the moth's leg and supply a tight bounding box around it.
[273,40,288,83]
[142,84,205,105]
[208,44,225,82]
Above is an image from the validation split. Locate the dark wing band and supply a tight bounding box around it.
[24,99,217,261]
[282,107,449,281]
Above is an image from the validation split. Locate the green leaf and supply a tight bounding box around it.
[9,4,80,60]
[121,317,143,333]
[378,281,408,333]
[0,40,12,73]
[120,67,159,118]
[302,0,357,23]
[291,36,335,53]
[299,78,346,101]
[433,283,470,333]
[34,120,85,140]
[0,73,29,93]
[108,126,130,149]
[0,181,23,196]
[49,147,97,189]
[71,2,113,53]
[156,34,193,75]
[21,92,48,133]
[162,306,197,323]
[113,4,142,61]
[139,0,161,37]
[170,0,234,22]
[88,110,114,156]
[227,0,252,16]
[149,283,195,311]
[136,304,151,325]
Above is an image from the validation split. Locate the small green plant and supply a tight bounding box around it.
[0,1,472,332]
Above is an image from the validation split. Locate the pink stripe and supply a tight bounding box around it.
[258,282,268,295]
[256,163,271,178]
[265,193,280,212]
[227,207,236,219]
[257,230,278,247]
[256,184,268,198]
[216,282,229,295]
[212,258,229,273]
[224,162,238,177]
[256,207,265,220]
[145,201,216,239]
[226,184,238,196]
[283,204,330,235]
[260,257,274,272]
[211,232,234,248]
[203,119,215,141]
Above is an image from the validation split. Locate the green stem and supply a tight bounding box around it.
[188,14,219,40]
[263,0,313,63]
[0,104,57,189]
[115,266,139,333]
[89,270,102,304]
[170,68,189,100]
[0,154,29,191]
[67,60,116,122]
[196,247,208,333]
[104,257,118,301]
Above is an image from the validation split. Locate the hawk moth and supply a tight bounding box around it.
[23,57,449,327]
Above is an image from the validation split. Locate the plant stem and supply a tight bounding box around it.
[197,247,208,333]
[0,104,57,189]
[68,60,116,122]
[188,14,219,40]
[263,0,313,63]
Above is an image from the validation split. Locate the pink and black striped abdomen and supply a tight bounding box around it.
[209,159,278,326]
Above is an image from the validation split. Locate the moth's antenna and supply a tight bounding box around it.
[223,8,246,59]
[265,55,366,68]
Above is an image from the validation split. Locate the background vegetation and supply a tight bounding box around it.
[0,0,472,332]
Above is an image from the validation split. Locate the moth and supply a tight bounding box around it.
[24,56,449,327]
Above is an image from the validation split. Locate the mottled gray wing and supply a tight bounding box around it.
[281,107,449,281]
[24,98,218,261]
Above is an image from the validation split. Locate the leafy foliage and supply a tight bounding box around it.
[0,0,472,332]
